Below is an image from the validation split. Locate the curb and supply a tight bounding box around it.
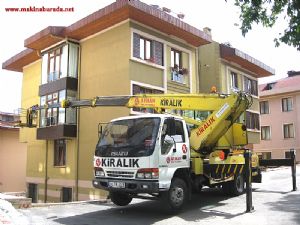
[31,199,109,208]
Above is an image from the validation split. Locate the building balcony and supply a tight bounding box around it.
[37,124,76,140]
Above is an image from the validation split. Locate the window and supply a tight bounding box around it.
[132,84,163,113]
[230,71,238,89]
[161,120,185,154]
[282,98,293,112]
[47,47,62,82]
[265,82,276,90]
[54,139,66,167]
[40,90,76,127]
[1,115,14,122]
[261,126,271,140]
[246,112,260,130]
[170,48,187,84]
[258,152,272,160]
[285,151,291,159]
[133,33,163,66]
[61,187,72,202]
[41,43,79,84]
[139,37,152,60]
[244,76,258,96]
[283,124,294,138]
[27,183,38,203]
[260,101,269,114]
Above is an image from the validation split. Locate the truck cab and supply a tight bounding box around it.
[93,114,190,208]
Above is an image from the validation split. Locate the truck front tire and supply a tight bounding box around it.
[110,192,132,206]
[163,178,187,210]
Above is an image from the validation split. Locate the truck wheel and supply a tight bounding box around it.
[110,192,132,206]
[223,174,245,196]
[163,178,187,210]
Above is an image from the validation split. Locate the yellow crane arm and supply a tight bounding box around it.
[27,91,251,153]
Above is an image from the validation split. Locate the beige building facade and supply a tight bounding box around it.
[0,112,27,192]
[198,41,275,146]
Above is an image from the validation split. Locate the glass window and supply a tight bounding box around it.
[244,76,258,96]
[139,37,152,61]
[133,33,163,66]
[40,89,77,127]
[283,124,294,138]
[260,101,269,114]
[258,152,272,160]
[246,111,260,130]
[171,49,185,83]
[47,47,62,82]
[54,139,66,167]
[261,126,271,140]
[161,120,185,155]
[282,98,293,112]
[231,71,238,89]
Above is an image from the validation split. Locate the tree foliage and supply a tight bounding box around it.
[234,0,300,50]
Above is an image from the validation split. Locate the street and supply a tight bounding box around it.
[17,165,299,225]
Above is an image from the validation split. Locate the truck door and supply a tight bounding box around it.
[159,119,190,189]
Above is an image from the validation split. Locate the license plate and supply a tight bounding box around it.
[108,181,125,188]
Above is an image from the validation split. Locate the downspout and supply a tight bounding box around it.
[195,47,200,93]
[75,44,81,201]
[44,140,48,203]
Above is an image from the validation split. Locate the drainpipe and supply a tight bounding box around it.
[75,44,81,201]
[44,140,48,203]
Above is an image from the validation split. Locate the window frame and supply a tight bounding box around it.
[230,71,238,89]
[261,126,271,140]
[47,47,62,82]
[260,101,269,114]
[246,111,260,130]
[281,97,293,112]
[139,36,153,61]
[243,76,258,96]
[283,123,294,139]
[54,139,66,167]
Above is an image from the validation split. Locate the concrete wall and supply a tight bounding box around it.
[0,128,27,192]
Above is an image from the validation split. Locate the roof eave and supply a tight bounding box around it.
[220,44,275,78]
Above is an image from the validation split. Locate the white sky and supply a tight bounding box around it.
[0,0,300,113]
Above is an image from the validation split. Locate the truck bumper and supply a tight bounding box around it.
[92,178,160,193]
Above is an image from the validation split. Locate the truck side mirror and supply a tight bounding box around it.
[166,118,176,136]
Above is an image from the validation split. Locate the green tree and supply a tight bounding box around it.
[234,0,300,50]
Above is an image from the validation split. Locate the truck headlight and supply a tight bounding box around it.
[94,167,105,177]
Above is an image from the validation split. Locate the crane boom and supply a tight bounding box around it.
[27,91,252,154]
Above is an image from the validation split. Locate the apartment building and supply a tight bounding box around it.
[0,112,27,192]
[198,41,275,146]
[254,71,300,162]
[2,0,275,202]
[2,0,211,202]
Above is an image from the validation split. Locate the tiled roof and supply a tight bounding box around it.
[259,75,300,97]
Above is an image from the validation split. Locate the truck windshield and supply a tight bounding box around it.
[96,117,161,157]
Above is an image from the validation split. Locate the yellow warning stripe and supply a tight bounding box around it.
[239,165,244,174]
[227,165,232,173]
[221,165,225,174]
[233,165,238,174]
[216,164,220,173]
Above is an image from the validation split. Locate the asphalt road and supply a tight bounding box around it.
[19,165,300,225]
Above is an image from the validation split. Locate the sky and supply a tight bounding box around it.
[0,0,300,113]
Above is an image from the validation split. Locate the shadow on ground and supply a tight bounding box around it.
[266,192,300,224]
[54,188,245,225]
